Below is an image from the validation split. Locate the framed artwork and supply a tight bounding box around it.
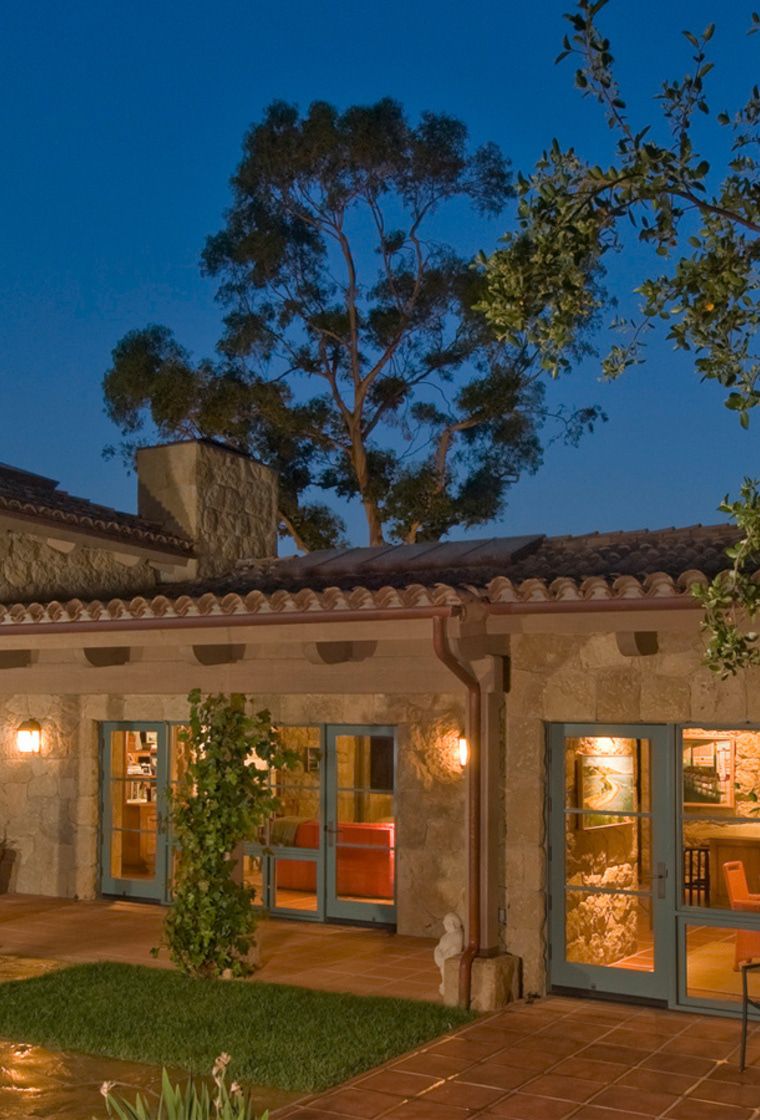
[577,754,636,829]
[683,737,735,808]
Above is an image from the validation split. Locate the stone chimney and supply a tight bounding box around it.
[136,439,278,578]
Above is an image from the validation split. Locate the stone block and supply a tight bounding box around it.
[541,671,596,721]
[442,952,519,1010]
[640,674,690,721]
[595,669,642,721]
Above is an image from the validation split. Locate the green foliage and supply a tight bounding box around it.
[161,691,296,978]
[104,98,602,548]
[480,2,759,407]
[478,0,759,676]
[693,479,760,676]
[100,1059,263,1120]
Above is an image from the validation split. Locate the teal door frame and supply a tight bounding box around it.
[324,724,397,925]
[547,722,676,1002]
[675,721,760,1017]
[99,721,170,903]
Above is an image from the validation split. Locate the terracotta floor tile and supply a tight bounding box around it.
[592,1083,680,1115]
[314,1087,401,1118]
[393,1054,473,1079]
[690,1078,760,1110]
[457,1062,535,1091]
[603,1028,678,1052]
[665,1098,754,1120]
[539,1022,609,1044]
[575,1042,647,1067]
[660,1034,737,1060]
[353,1071,441,1098]
[383,1100,470,1120]
[550,1057,628,1083]
[680,1020,745,1043]
[616,1067,700,1095]
[569,1109,650,1120]
[481,1092,579,1118]
[486,1046,559,1073]
[430,1038,511,1062]
[519,1073,602,1103]
[640,1050,716,1077]
[708,1062,760,1087]
[505,1038,582,1061]
[421,1080,507,1111]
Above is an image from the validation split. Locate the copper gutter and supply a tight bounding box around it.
[432,615,481,1009]
[487,597,700,615]
[0,605,457,637]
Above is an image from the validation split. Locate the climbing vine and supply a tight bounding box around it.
[161,689,297,978]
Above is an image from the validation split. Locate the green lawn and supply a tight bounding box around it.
[0,962,473,1092]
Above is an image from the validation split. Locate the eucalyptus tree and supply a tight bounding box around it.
[104,99,600,550]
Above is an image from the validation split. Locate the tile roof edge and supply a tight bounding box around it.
[0,495,194,556]
[0,570,715,626]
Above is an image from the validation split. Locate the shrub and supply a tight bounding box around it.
[159,690,296,978]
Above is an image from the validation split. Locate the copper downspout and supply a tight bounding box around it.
[432,614,481,1009]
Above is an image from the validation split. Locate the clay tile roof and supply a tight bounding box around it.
[185,523,742,597]
[0,462,194,557]
[0,521,744,626]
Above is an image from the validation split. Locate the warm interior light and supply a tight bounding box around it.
[16,719,41,754]
[458,733,469,768]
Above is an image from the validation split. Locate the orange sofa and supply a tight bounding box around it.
[275,819,395,900]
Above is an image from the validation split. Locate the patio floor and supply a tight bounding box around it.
[280,995,760,1120]
[0,894,440,1000]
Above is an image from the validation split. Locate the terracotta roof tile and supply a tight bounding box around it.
[0,463,193,557]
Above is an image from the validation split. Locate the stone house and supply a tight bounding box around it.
[0,437,758,1013]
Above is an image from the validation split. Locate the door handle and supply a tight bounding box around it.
[325,822,336,848]
[655,862,668,900]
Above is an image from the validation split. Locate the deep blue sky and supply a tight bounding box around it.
[1,1,757,548]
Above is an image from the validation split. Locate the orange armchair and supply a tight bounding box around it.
[723,860,760,968]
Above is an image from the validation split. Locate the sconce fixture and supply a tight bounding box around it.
[16,719,41,754]
[457,732,469,769]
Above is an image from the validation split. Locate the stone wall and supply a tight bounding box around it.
[0,531,160,603]
[504,627,760,995]
[0,689,465,938]
[0,694,98,898]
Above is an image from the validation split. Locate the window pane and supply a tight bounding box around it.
[566,816,652,892]
[685,923,760,1003]
[566,890,653,971]
[683,819,760,909]
[273,857,318,912]
[110,829,156,880]
[681,728,760,911]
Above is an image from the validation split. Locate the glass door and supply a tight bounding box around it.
[548,723,674,1000]
[325,726,396,924]
[100,722,169,902]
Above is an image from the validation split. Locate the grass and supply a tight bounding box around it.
[0,962,473,1092]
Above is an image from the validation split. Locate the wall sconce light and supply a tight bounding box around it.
[16,719,41,754]
[457,732,469,769]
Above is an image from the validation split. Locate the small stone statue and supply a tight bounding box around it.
[434,912,464,994]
